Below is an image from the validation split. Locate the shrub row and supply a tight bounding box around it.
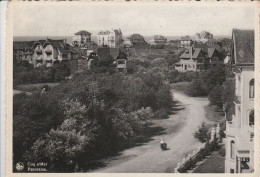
[178,138,220,173]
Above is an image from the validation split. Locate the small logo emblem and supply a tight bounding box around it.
[16,162,24,171]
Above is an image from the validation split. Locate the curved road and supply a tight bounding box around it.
[91,91,209,173]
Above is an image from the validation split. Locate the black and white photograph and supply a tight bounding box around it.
[7,1,258,175]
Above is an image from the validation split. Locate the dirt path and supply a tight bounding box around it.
[91,91,209,173]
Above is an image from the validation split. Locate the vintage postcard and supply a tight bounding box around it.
[5,1,259,177]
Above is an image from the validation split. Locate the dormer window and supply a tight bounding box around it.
[249,79,254,98]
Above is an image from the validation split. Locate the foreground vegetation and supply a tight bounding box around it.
[13,57,173,172]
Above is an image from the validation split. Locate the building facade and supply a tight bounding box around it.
[72,30,92,46]
[180,36,192,48]
[152,35,167,45]
[97,29,123,48]
[13,41,35,63]
[175,45,221,72]
[32,39,79,71]
[116,51,127,73]
[225,29,254,173]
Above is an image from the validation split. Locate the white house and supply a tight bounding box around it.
[72,30,91,46]
[225,29,254,173]
[32,39,79,71]
[97,29,123,48]
[180,36,192,48]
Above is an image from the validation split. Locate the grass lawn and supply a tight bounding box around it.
[14,83,59,92]
[204,105,225,123]
[193,150,225,173]
[170,82,190,94]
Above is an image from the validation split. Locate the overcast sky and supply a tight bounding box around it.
[13,3,255,37]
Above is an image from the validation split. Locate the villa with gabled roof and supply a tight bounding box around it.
[32,39,79,70]
[175,44,222,72]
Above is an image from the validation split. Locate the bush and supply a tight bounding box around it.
[193,122,210,143]
[208,84,223,109]
[154,108,168,119]
[219,147,226,157]
[187,77,207,97]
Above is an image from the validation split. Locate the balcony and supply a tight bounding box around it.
[35,56,43,60]
[226,121,238,136]
[35,49,42,54]
[45,49,52,54]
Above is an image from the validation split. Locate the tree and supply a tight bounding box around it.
[53,62,71,81]
[187,77,207,97]
[208,84,223,109]
[203,65,226,94]
[193,122,210,143]
[24,99,93,172]
[222,78,235,120]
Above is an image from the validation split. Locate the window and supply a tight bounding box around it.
[230,169,234,173]
[230,141,235,159]
[117,60,125,64]
[249,79,254,98]
[249,110,254,126]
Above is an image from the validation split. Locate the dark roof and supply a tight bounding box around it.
[96,47,120,61]
[192,43,219,58]
[32,40,45,49]
[193,43,208,52]
[116,51,127,60]
[179,47,203,59]
[207,48,217,58]
[97,47,111,61]
[88,52,99,61]
[43,39,67,53]
[232,29,254,64]
[181,36,191,41]
[13,42,33,50]
[75,30,91,35]
[110,48,119,60]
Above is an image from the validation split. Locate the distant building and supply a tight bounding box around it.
[32,39,79,71]
[175,47,204,72]
[175,44,222,72]
[225,29,254,173]
[90,47,127,72]
[167,40,181,48]
[180,36,192,48]
[72,30,92,46]
[153,35,167,45]
[87,52,99,70]
[97,29,123,48]
[96,47,119,61]
[13,41,34,63]
[116,51,127,73]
